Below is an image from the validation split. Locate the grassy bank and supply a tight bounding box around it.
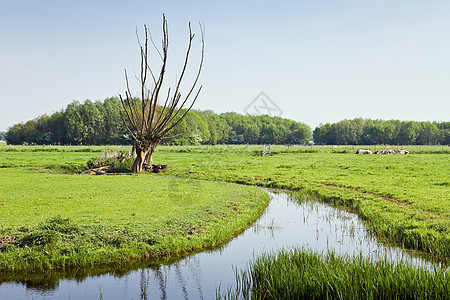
[153,149,449,264]
[219,249,449,300]
[0,168,268,271]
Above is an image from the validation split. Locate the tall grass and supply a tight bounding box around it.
[220,249,449,300]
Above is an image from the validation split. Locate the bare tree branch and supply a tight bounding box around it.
[119,14,205,172]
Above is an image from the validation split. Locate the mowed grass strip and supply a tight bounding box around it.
[156,150,450,263]
[0,169,269,271]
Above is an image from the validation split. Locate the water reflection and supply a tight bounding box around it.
[0,190,445,299]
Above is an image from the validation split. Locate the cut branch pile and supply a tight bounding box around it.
[81,166,112,175]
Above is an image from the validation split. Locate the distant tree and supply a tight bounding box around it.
[6,124,24,144]
[259,121,276,144]
[313,118,449,146]
[102,97,126,144]
[362,121,384,145]
[436,122,450,145]
[199,110,219,144]
[415,122,440,145]
[81,100,103,145]
[381,121,396,145]
[312,123,329,144]
[288,122,311,144]
[205,112,231,144]
[64,101,83,144]
[163,110,210,145]
[214,115,232,144]
[267,117,288,144]
[224,112,246,144]
[40,111,65,144]
[396,121,417,145]
[120,14,205,172]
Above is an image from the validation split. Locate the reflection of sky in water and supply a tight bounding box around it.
[0,190,443,299]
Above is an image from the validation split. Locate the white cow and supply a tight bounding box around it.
[395,149,409,154]
[356,149,372,154]
[377,149,395,155]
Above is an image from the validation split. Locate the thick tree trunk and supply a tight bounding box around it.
[131,140,136,159]
[132,140,159,172]
[144,147,155,166]
[145,141,160,165]
[132,146,148,173]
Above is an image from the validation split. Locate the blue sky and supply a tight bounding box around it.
[1,0,449,131]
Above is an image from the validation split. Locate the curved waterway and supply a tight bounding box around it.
[0,189,441,299]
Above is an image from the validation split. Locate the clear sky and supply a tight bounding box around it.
[1,0,449,132]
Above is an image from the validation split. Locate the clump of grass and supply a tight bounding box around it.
[38,216,79,234]
[19,230,61,247]
[0,216,161,270]
[220,249,449,300]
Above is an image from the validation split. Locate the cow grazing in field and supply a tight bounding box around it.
[395,149,409,154]
[377,149,395,155]
[356,149,372,154]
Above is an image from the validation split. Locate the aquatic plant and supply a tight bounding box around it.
[220,249,449,300]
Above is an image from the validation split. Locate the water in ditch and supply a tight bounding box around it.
[0,189,442,299]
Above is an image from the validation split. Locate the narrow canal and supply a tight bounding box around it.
[0,189,439,299]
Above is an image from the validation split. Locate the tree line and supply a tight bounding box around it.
[6,99,448,146]
[313,118,449,145]
[5,97,312,146]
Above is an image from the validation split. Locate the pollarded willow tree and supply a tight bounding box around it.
[120,14,205,172]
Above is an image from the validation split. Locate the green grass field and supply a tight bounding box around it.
[0,148,269,271]
[151,147,449,263]
[0,144,448,269]
[0,144,448,297]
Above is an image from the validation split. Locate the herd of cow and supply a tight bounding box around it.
[356,149,409,155]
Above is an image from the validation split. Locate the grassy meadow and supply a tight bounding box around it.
[147,146,449,263]
[0,147,269,271]
[0,145,448,280]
